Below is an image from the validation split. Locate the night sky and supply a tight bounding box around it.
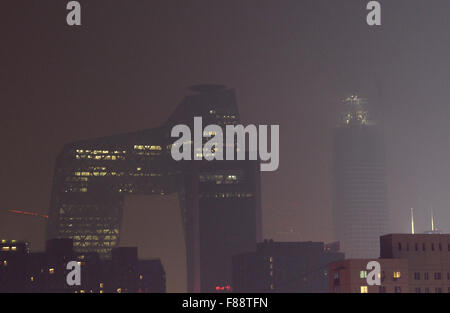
[1,0,450,260]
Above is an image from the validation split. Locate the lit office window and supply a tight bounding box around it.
[360,270,367,278]
[360,286,368,293]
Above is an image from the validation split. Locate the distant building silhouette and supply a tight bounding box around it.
[232,240,344,293]
[332,95,388,258]
[46,85,261,292]
[0,238,165,293]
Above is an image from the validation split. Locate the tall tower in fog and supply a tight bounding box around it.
[332,95,388,258]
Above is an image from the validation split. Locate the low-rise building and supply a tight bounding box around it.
[0,238,166,293]
[233,240,345,293]
[329,258,408,293]
[329,233,450,293]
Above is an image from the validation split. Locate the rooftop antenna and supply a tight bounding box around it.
[411,208,415,234]
[431,207,435,232]
[424,207,442,234]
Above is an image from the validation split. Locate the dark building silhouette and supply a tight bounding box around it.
[102,247,166,293]
[332,95,388,258]
[232,240,344,293]
[46,85,261,292]
[0,240,29,292]
[0,238,165,293]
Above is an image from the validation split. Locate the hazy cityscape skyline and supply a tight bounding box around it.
[1,0,450,284]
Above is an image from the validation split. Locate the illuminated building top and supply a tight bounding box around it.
[339,95,373,127]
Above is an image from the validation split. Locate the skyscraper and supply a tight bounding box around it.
[46,85,261,292]
[332,95,388,258]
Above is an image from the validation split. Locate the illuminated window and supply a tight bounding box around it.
[139,274,143,280]
[393,272,401,279]
[30,276,34,282]
[49,268,55,274]
[360,286,368,293]
[116,288,122,293]
[360,271,367,278]
[1,247,10,251]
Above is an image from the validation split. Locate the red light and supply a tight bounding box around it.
[215,285,231,292]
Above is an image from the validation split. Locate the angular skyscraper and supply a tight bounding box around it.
[332,95,388,258]
[47,85,261,292]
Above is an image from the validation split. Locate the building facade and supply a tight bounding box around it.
[329,258,409,293]
[332,95,388,258]
[329,233,450,293]
[380,234,450,293]
[46,85,262,292]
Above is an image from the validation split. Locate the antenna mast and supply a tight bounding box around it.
[431,207,435,232]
